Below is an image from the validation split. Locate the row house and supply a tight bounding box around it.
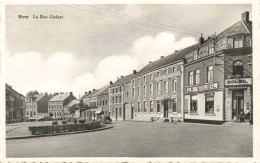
[48,92,76,118]
[109,75,132,120]
[26,93,51,119]
[132,50,185,121]
[6,84,26,123]
[183,11,252,123]
[97,82,112,115]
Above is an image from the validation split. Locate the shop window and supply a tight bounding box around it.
[150,101,153,112]
[144,101,147,112]
[190,95,198,113]
[172,99,177,112]
[189,71,194,85]
[233,60,243,75]
[207,66,213,83]
[234,38,243,48]
[157,101,160,112]
[205,96,214,114]
[138,102,141,112]
[195,70,200,85]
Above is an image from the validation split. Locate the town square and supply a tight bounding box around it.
[5,4,253,158]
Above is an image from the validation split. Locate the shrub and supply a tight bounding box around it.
[78,119,86,124]
[28,122,102,135]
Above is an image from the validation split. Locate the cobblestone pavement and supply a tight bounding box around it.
[6,121,252,157]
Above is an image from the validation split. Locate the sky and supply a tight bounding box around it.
[6,4,252,98]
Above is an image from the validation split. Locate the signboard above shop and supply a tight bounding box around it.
[225,78,252,86]
[187,83,219,93]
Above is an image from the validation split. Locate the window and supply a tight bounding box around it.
[150,74,153,80]
[157,71,160,76]
[112,89,114,94]
[209,47,214,54]
[234,38,243,48]
[150,101,153,112]
[133,88,135,97]
[138,87,140,97]
[103,100,104,105]
[156,82,160,94]
[34,111,36,115]
[190,95,198,113]
[164,80,168,93]
[132,80,135,85]
[144,86,146,96]
[150,84,153,95]
[172,99,177,112]
[172,67,176,72]
[112,97,114,104]
[138,102,141,112]
[172,79,177,91]
[233,60,243,75]
[116,96,118,103]
[144,101,147,112]
[144,76,146,82]
[195,70,200,85]
[157,101,160,112]
[119,108,121,116]
[207,66,213,83]
[193,53,198,60]
[138,78,140,84]
[189,71,194,86]
[164,69,167,74]
[119,96,121,103]
[205,96,214,114]
[116,88,118,93]
[106,100,107,105]
[126,91,129,98]
[27,111,29,115]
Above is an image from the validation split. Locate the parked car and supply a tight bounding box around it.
[101,114,112,124]
[52,120,58,125]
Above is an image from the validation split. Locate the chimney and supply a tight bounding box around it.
[93,89,95,92]
[110,81,113,85]
[149,61,152,64]
[161,56,164,58]
[85,92,88,94]
[121,76,124,78]
[70,92,73,95]
[88,91,91,94]
[241,11,249,22]
[199,33,204,45]
[133,70,137,75]
[175,50,179,53]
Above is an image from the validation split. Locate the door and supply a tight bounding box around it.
[164,100,168,118]
[124,103,132,120]
[232,90,244,119]
[116,108,118,120]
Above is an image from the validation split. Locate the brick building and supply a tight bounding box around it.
[183,11,252,123]
[26,93,51,119]
[109,75,132,121]
[6,84,26,123]
[48,92,76,119]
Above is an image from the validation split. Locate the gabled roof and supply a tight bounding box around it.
[49,93,70,102]
[111,74,133,87]
[82,89,99,99]
[65,99,79,107]
[135,44,199,76]
[96,85,110,96]
[90,85,110,97]
[78,92,91,101]
[33,94,45,101]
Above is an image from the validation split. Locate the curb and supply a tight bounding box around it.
[6,126,113,140]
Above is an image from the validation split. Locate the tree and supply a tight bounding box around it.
[26,90,39,100]
[69,104,79,118]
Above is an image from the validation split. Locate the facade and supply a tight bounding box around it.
[97,83,112,115]
[26,93,51,119]
[48,92,76,119]
[183,11,252,123]
[109,75,132,121]
[132,52,185,121]
[64,99,79,118]
[6,84,26,123]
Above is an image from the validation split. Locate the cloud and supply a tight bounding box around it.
[6,32,196,97]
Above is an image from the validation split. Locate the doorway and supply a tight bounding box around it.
[116,108,118,120]
[232,90,244,119]
[164,100,169,118]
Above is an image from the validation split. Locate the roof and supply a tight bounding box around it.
[90,85,110,97]
[78,92,91,101]
[33,94,45,101]
[5,84,25,97]
[97,85,110,96]
[135,19,252,76]
[135,44,199,76]
[111,74,133,86]
[65,99,79,107]
[49,93,70,102]
[82,89,99,99]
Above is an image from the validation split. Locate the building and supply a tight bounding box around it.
[48,92,76,119]
[97,82,113,115]
[80,89,98,120]
[64,99,79,118]
[25,93,51,119]
[132,50,185,121]
[183,11,252,123]
[109,74,132,121]
[6,84,26,123]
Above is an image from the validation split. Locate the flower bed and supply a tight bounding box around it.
[28,122,102,135]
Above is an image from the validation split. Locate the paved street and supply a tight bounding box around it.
[6,121,252,157]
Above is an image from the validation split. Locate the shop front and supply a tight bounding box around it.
[224,78,252,122]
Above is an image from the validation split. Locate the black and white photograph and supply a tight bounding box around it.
[5,3,254,159]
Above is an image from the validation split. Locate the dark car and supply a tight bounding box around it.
[101,115,112,124]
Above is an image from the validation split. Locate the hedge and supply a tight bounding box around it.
[28,122,102,135]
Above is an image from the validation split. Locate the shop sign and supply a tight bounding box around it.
[225,78,251,86]
[187,83,218,93]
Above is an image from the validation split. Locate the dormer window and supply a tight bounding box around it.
[209,47,214,54]
[193,52,198,60]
